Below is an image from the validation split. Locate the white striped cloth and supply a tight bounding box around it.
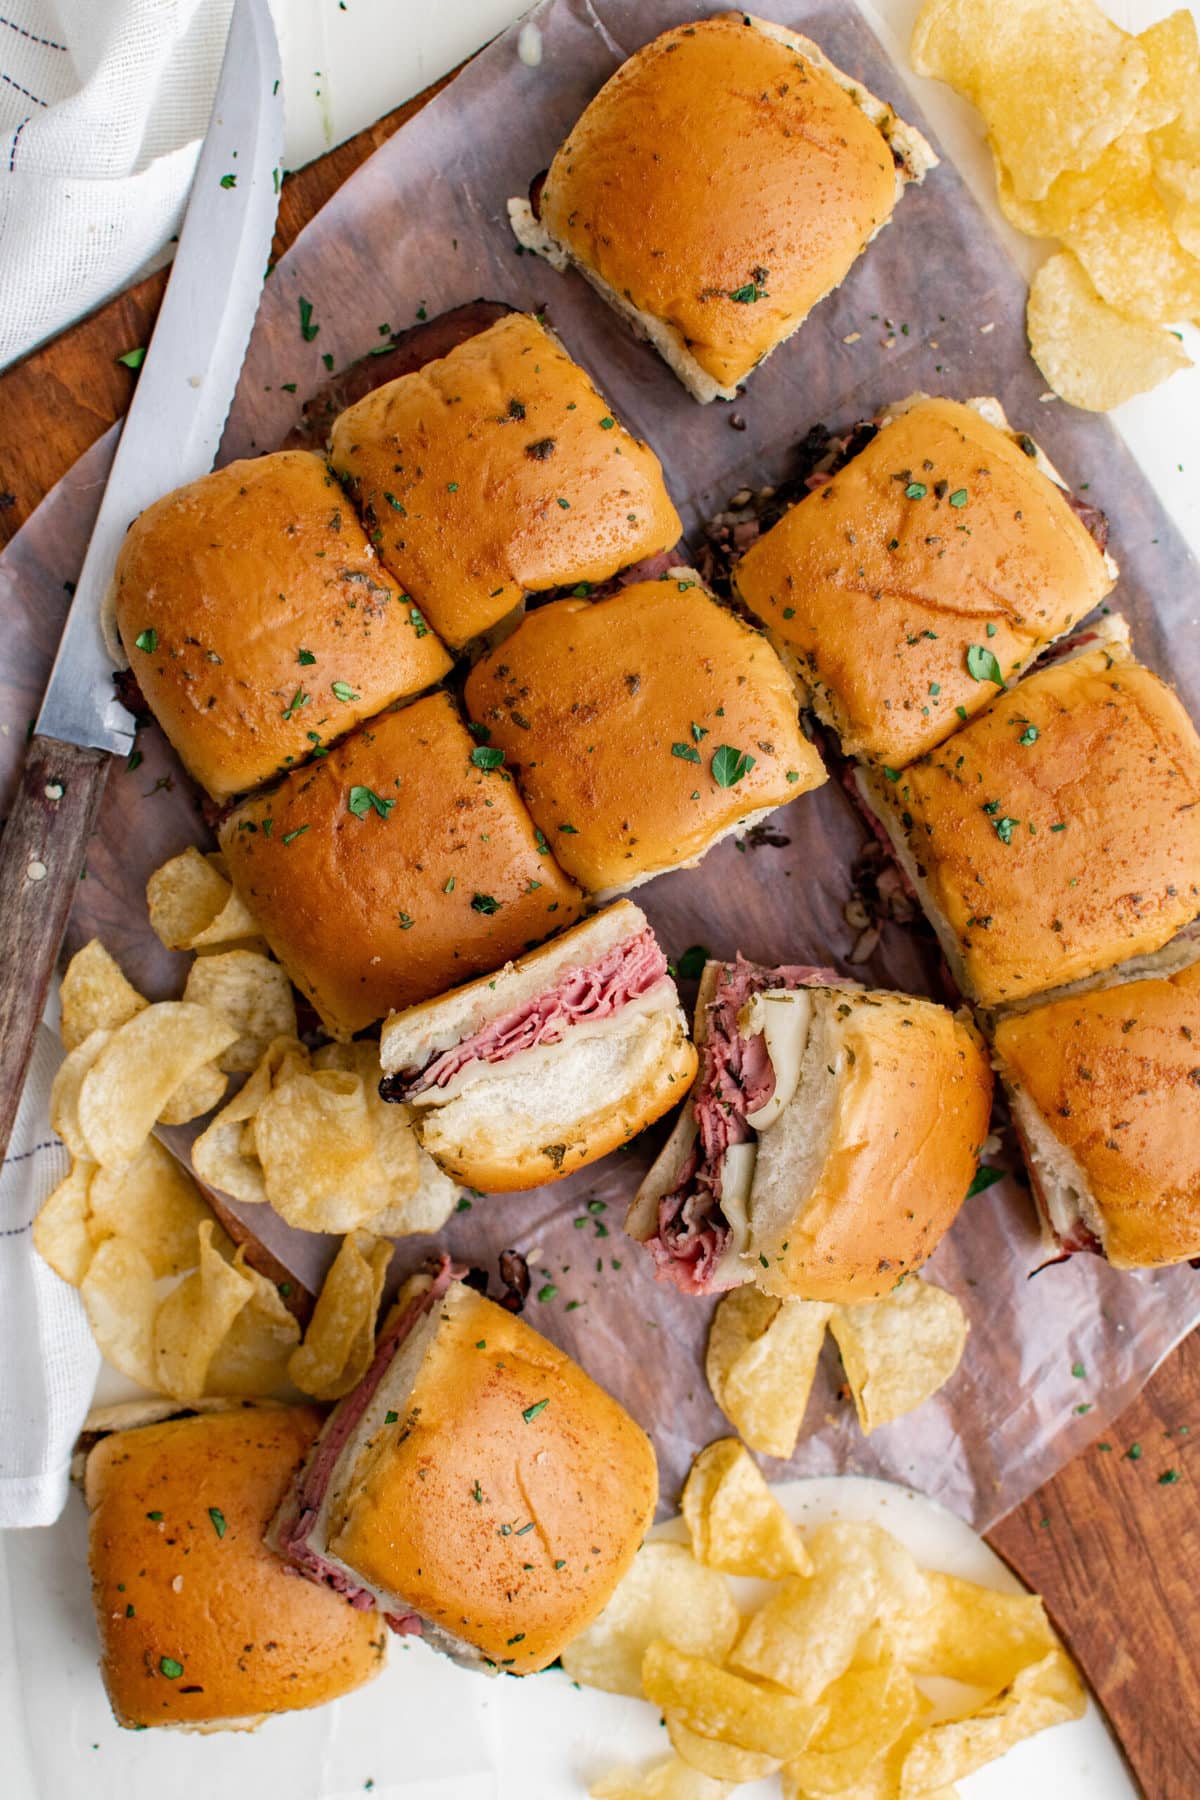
[0,0,233,370]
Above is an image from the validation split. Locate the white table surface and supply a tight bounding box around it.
[5,2,1195,1794]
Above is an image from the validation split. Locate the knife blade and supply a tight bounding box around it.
[0,0,283,1166]
[36,0,284,754]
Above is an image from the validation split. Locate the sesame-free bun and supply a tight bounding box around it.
[463,572,824,896]
[219,693,583,1036]
[85,1405,385,1730]
[328,312,681,648]
[857,628,1200,1008]
[750,988,993,1303]
[381,903,697,1191]
[324,1282,658,1672]
[734,396,1116,767]
[509,14,934,401]
[112,451,451,801]
[993,944,1200,1270]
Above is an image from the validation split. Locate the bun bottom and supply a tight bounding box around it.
[416,1007,697,1190]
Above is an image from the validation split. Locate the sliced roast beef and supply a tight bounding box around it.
[646,957,839,1296]
[272,1256,459,1629]
[384,925,669,1102]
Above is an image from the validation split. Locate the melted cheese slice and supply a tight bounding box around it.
[738,988,815,1132]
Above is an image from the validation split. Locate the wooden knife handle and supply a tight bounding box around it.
[0,735,110,1165]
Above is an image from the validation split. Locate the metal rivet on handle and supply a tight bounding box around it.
[26,859,48,882]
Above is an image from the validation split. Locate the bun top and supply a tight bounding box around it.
[328,1283,658,1672]
[863,640,1200,1008]
[463,574,824,895]
[734,397,1115,767]
[328,313,681,649]
[85,1405,385,1728]
[113,450,451,801]
[219,692,584,1036]
[755,990,992,1304]
[994,956,1200,1269]
[538,14,918,393]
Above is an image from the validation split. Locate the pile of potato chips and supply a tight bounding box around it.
[911,0,1200,410]
[35,847,461,1404]
[707,1279,968,1458]
[567,1439,1085,1799]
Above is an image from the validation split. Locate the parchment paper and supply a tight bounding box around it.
[2,0,1197,1532]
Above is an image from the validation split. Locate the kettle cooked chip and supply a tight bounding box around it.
[87,1137,216,1277]
[706,1287,832,1459]
[76,1002,239,1171]
[147,846,262,951]
[32,1159,96,1286]
[560,1541,740,1698]
[665,1714,781,1785]
[153,1219,261,1399]
[60,941,147,1052]
[781,1662,923,1795]
[287,1229,393,1401]
[642,1641,823,1762]
[79,1237,160,1390]
[1026,251,1191,411]
[183,948,298,1073]
[829,1279,969,1436]
[682,1439,812,1579]
[590,1760,736,1800]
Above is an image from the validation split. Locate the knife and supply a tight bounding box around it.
[0,0,283,1165]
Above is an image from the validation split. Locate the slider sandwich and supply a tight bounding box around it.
[856,618,1200,1009]
[733,396,1117,769]
[379,901,697,1191]
[329,311,682,648]
[993,935,1200,1270]
[628,958,992,1301]
[220,692,583,1036]
[269,1267,658,1672]
[509,13,935,401]
[463,571,825,897]
[112,449,452,802]
[82,1402,386,1731]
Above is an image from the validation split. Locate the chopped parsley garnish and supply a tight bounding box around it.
[471,892,501,914]
[207,1507,227,1539]
[966,1164,1004,1198]
[146,1511,163,1521]
[905,481,927,499]
[676,944,710,981]
[599,416,615,430]
[298,296,319,342]
[691,721,709,742]
[965,644,1005,687]
[949,488,968,508]
[1018,725,1039,746]
[1160,1469,1182,1485]
[671,741,701,764]
[281,825,309,845]
[883,767,901,783]
[297,647,316,665]
[133,628,157,653]
[331,680,359,702]
[992,815,1018,845]
[397,912,414,930]
[117,347,146,370]
[219,173,237,189]
[521,1399,549,1423]
[281,687,310,720]
[409,607,430,637]
[711,744,756,787]
[471,745,505,770]
[385,1410,399,1424]
[159,1657,184,1680]
[347,785,395,820]
[537,1283,558,1302]
[1071,1360,1087,1379]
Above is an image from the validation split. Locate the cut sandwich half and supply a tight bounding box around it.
[627,958,993,1303]
[268,1266,658,1674]
[378,901,697,1190]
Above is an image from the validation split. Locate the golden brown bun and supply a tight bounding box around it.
[994,957,1200,1270]
[329,1284,657,1672]
[861,642,1200,1007]
[219,693,584,1036]
[734,398,1115,767]
[113,451,451,801]
[535,15,922,395]
[463,574,824,895]
[328,313,681,649]
[85,1405,385,1730]
[754,991,993,1304]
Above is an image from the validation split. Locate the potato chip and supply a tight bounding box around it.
[77,1002,239,1171]
[1064,172,1200,323]
[49,1029,113,1158]
[828,1279,968,1436]
[993,133,1150,238]
[206,1247,301,1396]
[154,1220,256,1399]
[147,846,261,951]
[642,1641,822,1761]
[782,1664,922,1795]
[32,1159,96,1286]
[731,1523,927,1704]
[79,1237,159,1389]
[157,1059,228,1126]
[191,1037,302,1203]
[288,1230,392,1401]
[60,941,146,1052]
[87,1137,215,1277]
[183,949,298,1073]
[312,1041,436,1232]
[561,1542,740,1698]
[682,1439,812,1578]
[898,1649,1085,1794]
[897,1570,1059,1694]
[1135,9,1198,132]
[1028,252,1192,410]
[666,1715,781,1784]
[706,1288,831,1459]
[590,1760,735,1800]
[911,0,1149,200]
[255,1068,396,1233]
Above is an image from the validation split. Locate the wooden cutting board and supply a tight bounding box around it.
[1,75,1196,1800]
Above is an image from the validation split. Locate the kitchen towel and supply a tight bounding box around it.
[0,0,233,370]
[0,1018,98,1527]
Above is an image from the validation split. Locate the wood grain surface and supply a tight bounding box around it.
[0,61,1195,1800]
